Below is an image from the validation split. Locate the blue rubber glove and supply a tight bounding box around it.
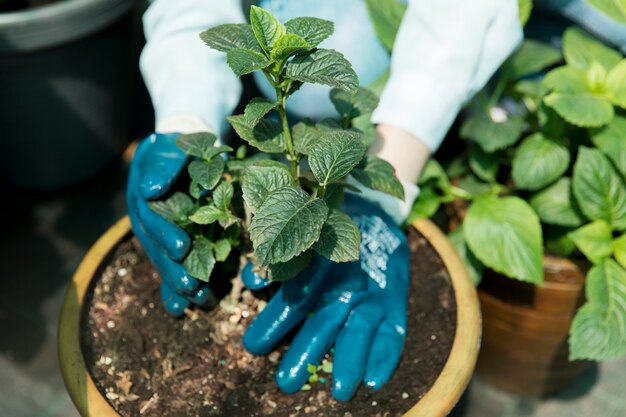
[127,133,213,316]
[242,194,410,401]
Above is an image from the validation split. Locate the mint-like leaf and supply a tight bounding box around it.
[406,186,441,222]
[573,147,626,230]
[364,0,407,51]
[213,181,234,210]
[313,210,360,262]
[309,131,366,186]
[176,132,232,160]
[606,59,626,108]
[530,178,585,227]
[270,34,311,62]
[284,17,334,47]
[614,234,626,269]
[464,195,543,284]
[250,5,285,53]
[469,146,499,183]
[322,183,345,209]
[460,113,525,152]
[200,24,261,53]
[286,48,359,93]
[184,238,215,282]
[543,66,589,93]
[592,115,626,178]
[188,159,224,191]
[227,115,286,153]
[330,87,379,121]
[544,92,613,127]
[249,186,328,265]
[148,192,194,227]
[501,39,562,80]
[568,220,614,264]
[448,226,485,286]
[569,259,626,360]
[269,251,312,281]
[242,98,276,126]
[226,48,271,76]
[351,156,405,200]
[212,239,232,262]
[563,27,622,71]
[512,133,570,190]
[241,164,296,213]
[189,205,226,225]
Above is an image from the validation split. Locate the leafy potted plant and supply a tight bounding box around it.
[59,6,480,417]
[410,21,626,395]
[0,0,138,188]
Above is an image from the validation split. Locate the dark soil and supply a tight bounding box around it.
[81,228,457,417]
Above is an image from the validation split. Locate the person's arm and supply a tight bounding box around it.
[140,0,245,135]
[361,0,523,223]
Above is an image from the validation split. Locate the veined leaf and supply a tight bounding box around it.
[241,164,296,213]
[242,98,276,126]
[543,66,589,93]
[573,147,626,230]
[501,39,562,80]
[313,210,360,262]
[530,178,585,227]
[226,48,271,76]
[200,24,261,53]
[148,192,194,227]
[227,115,286,153]
[269,251,312,281]
[460,113,525,152]
[330,87,379,121]
[284,17,334,47]
[184,238,215,282]
[249,186,329,265]
[448,226,485,285]
[568,220,614,264]
[563,26,622,71]
[292,120,319,155]
[309,132,366,186]
[250,5,285,53]
[213,181,234,210]
[351,156,405,200]
[606,59,626,108]
[322,183,345,210]
[544,92,614,127]
[188,158,224,191]
[464,195,543,284]
[176,132,232,160]
[189,205,226,225]
[469,146,499,183]
[512,133,570,190]
[212,239,232,262]
[569,259,626,360]
[364,0,407,51]
[270,34,311,62]
[614,234,626,269]
[286,48,359,93]
[592,115,626,178]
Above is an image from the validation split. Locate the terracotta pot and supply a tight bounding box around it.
[58,216,481,416]
[476,255,591,396]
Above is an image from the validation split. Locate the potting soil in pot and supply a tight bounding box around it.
[81,228,457,417]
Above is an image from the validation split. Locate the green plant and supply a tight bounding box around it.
[410,26,626,361]
[150,6,403,285]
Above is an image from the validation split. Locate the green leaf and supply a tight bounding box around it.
[530,178,585,227]
[183,238,215,282]
[469,146,499,183]
[284,17,334,47]
[218,212,240,230]
[518,0,533,26]
[563,27,622,71]
[569,259,626,360]
[226,48,271,76]
[351,156,405,200]
[241,98,276,126]
[241,164,296,213]
[292,120,319,155]
[573,147,626,230]
[448,226,485,286]
[464,195,543,284]
[189,205,226,225]
[592,115,626,178]
[212,239,232,262]
[460,113,525,152]
[568,220,614,264]
[227,115,286,153]
[543,66,589,93]
[189,181,203,199]
[586,0,626,24]
[213,181,234,210]
[587,61,609,93]
[176,132,232,160]
[270,34,311,62]
[606,59,626,108]
[188,158,224,191]
[200,23,261,53]
[313,210,360,262]
[322,183,345,209]
[457,174,492,195]
[501,39,562,80]
[512,133,570,190]
[309,132,366,186]
[406,186,441,223]
[330,87,379,121]
[148,192,194,226]
[364,0,407,51]
[286,48,359,93]
[614,234,626,268]
[419,158,452,192]
[250,5,285,53]
[269,251,312,281]
[544,92,614,127]
[545,225,578,257]
[249,186,329,265]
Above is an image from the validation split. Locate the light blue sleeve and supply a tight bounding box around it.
[140,0,245,136]
[372,0,523,152]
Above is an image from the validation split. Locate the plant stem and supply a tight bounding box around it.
[487,78,507,110]
[275,88,298,178]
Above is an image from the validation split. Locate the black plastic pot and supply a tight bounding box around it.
[0,0,139,189]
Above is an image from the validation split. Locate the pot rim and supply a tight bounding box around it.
[58,216,481,417]
[0,0,136,53]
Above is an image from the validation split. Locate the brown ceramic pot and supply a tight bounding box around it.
[476,255,591,396]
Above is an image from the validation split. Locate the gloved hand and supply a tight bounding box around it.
[242,194,410,401]
[127,133,213,316]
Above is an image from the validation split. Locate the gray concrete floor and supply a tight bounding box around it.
[1,157,624,417]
